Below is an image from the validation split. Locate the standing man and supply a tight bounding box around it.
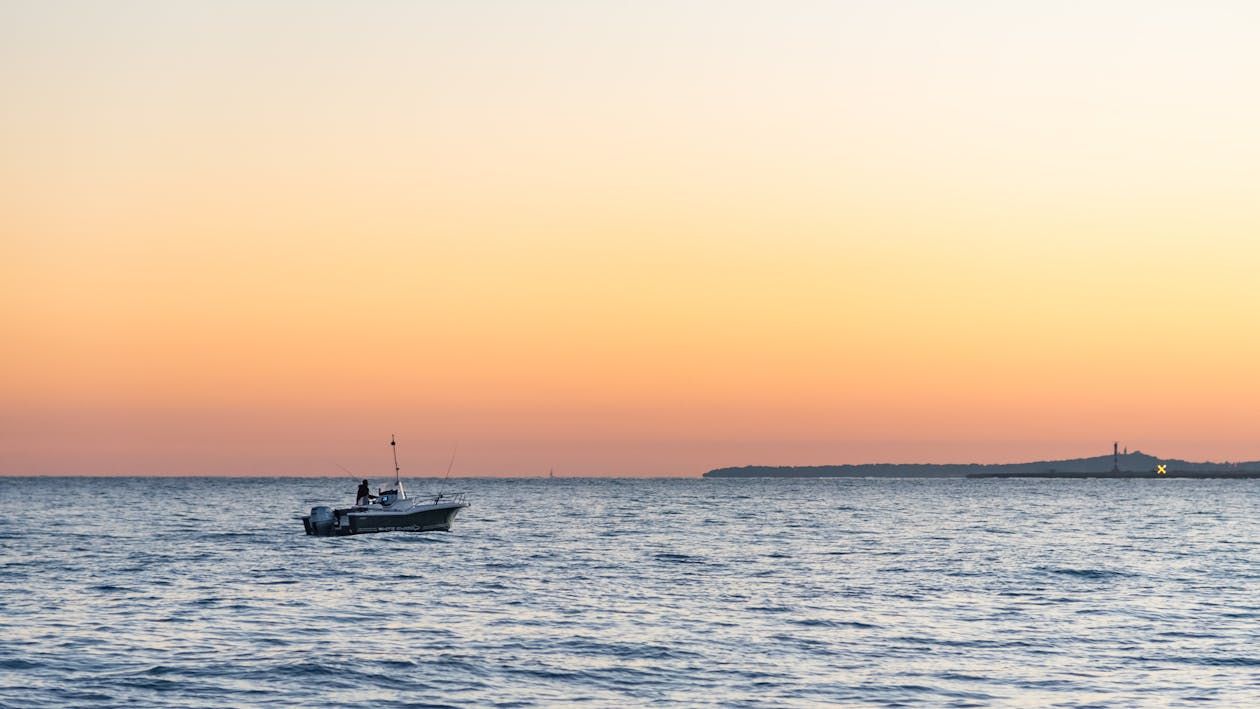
[356,479,372,506]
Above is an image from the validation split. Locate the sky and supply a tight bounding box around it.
[4,1,1260,476]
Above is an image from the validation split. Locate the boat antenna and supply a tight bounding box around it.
[391,434,400,490]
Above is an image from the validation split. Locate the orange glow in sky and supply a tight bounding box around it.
[4,2,1260,475]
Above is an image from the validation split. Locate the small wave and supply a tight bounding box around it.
[1035,566,1133,579]
[89,584,132,592]
[936,672,995,682]
[393,535,450,544]
[462,583,511,595]
[891,636,1035,650]
[113,676,187,691]
[44,689,116,704]
[134,664,180,676]
[653,552,705,564]
[791,618,878,629]
[552,637,703,661]
[1176,656,1260,667]
[246,660,381,683]
[200,531,261,540]
[970,526,1016,535]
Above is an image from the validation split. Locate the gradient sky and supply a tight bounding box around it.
[4,1,1260,476]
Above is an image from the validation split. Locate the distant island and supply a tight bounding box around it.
[703,450,1260,478]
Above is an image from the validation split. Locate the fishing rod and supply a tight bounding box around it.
[437,443,458,499]
[334,462,363,482]
[336,462,378,503]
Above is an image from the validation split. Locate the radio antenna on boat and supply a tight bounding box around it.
[391,434,401,490]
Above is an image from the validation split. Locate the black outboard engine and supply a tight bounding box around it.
[307,506,336,536]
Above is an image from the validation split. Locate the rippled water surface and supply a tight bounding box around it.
[4,476,1260,707]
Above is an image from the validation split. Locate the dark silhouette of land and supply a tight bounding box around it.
[703,450,1260,479]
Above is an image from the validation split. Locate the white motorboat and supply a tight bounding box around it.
[302,436,468,536]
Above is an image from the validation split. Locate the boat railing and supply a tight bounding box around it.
[426,491,468,505]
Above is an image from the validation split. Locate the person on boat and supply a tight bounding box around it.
[356,479,373,505]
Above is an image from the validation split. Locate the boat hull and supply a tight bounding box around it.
[303,502,465,536]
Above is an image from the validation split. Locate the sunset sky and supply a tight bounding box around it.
[4,1,1260,476]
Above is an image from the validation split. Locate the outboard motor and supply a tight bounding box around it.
[308,506,336,536]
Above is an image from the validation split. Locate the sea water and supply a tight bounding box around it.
[2,476,1260,707]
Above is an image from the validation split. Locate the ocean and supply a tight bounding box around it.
[2,476,1259,707]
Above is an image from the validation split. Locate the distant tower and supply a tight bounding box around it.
[1113,442,1120,473]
